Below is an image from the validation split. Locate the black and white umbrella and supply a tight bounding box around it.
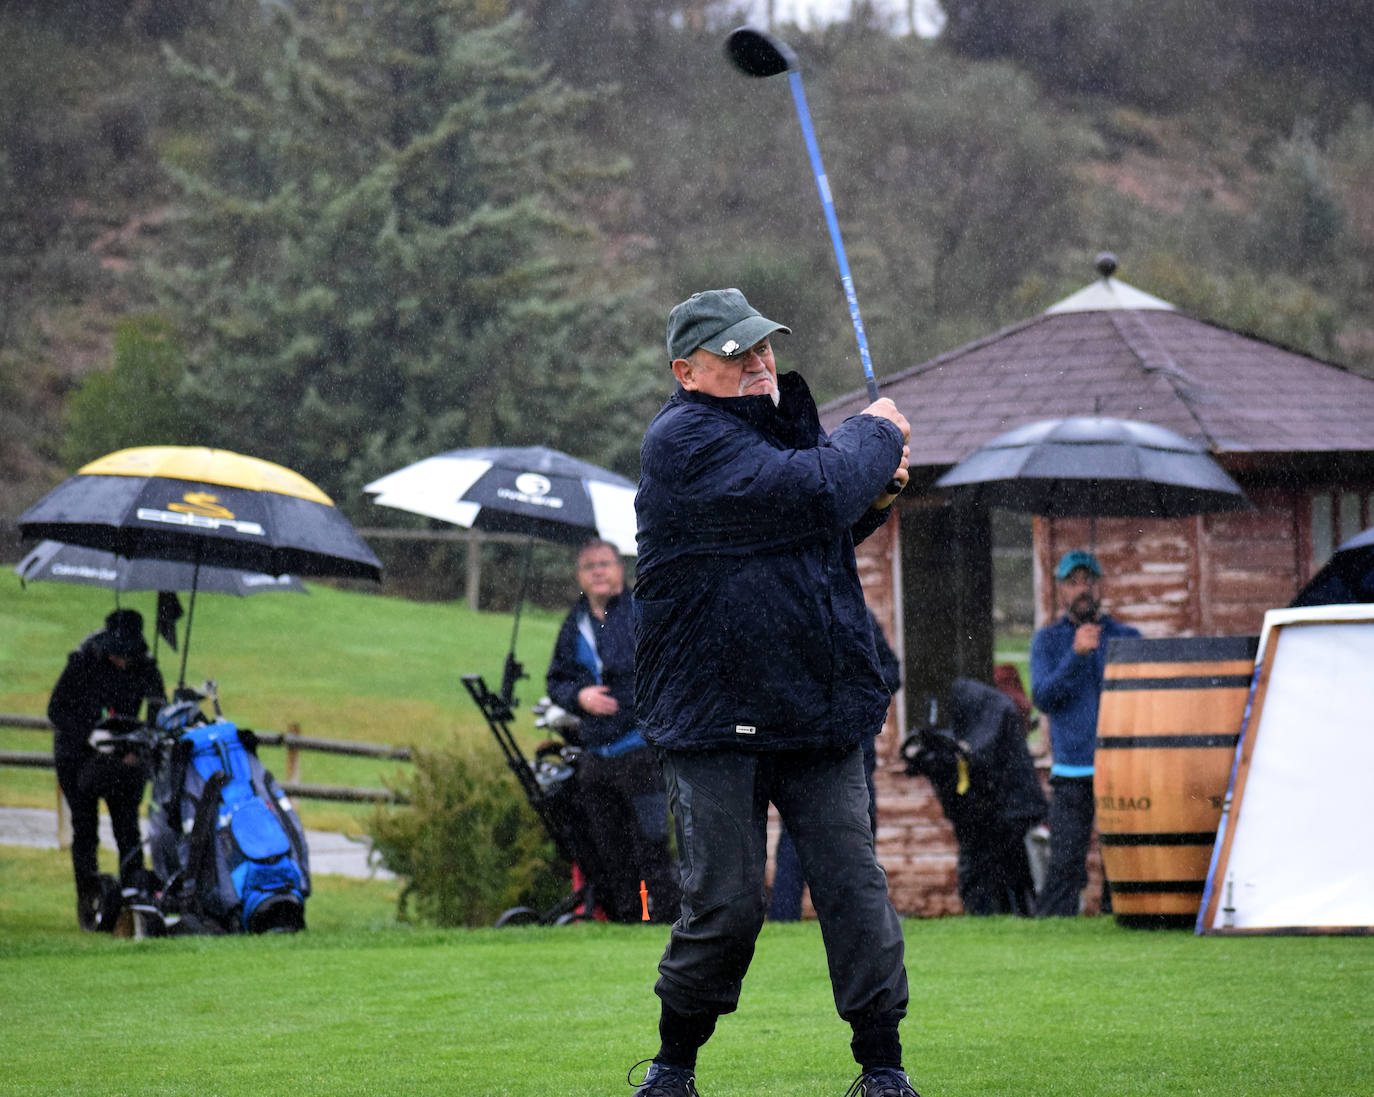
[365,446,637,705]
[935,416,1250,520]
[364,445,637,555]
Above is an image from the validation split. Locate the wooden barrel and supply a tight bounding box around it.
[1095,635,1258,928]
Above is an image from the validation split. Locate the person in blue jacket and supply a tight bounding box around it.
[1030,550,1140,917]
[546,537,680,923]
[626,288,919,1097]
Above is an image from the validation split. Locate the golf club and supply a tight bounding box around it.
[724,26,879,403]
[725,26,902,494]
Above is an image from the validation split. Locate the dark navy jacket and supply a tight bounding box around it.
[48,634,165,760]
[546,590,637,749]
[633,371,903,753]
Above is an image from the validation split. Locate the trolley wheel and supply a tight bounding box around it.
[494,906,540,928]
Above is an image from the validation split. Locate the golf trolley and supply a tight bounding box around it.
[462,673,617,927]
[85,679,312,937]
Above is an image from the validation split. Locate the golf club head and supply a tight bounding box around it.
[724,26,797,78]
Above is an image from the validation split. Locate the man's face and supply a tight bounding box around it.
[672,338,778,403]
[576,546,624,600]
[1058,567,1101,622]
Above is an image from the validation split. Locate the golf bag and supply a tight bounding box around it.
[462,674,612,926]
[147,690,312,933]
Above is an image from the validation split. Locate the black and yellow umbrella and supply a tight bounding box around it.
[19,447,381,685]
[18,447,381,581]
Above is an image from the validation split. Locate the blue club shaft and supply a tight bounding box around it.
[788,70,880,403]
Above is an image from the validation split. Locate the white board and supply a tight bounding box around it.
[1198,605,1374,934]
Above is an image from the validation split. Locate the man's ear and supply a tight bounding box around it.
[671,357,698,390]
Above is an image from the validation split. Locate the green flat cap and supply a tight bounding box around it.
[666,288,790,360]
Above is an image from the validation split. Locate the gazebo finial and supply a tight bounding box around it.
[1096,252,1118,279]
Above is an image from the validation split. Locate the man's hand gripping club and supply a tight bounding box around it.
[863,397,910,510]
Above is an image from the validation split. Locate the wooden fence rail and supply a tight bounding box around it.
[0,713,410,806]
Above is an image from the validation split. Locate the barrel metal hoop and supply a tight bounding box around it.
[1102,674,1253,690]
[1096,734,1240,749]
[1099,832,1218,846]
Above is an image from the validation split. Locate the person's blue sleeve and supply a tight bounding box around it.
[1030,626,1097,716]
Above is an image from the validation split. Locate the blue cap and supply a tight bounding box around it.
[1055,550,1101,580]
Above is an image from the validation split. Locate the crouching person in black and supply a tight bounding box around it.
[903,677,1047,916]
[546,537,681,924]
[48,609,166,929]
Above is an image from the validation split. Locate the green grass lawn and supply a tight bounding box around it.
[0,577,563,831]
[3,847,1372,1097]
[5,580,1374,1095]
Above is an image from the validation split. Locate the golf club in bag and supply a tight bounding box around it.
[463,673,649,926]
[86,681,312,936]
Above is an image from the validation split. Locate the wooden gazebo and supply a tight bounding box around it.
[818,258,1374,916]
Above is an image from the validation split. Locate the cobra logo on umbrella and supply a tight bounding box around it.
[138,490,267,536]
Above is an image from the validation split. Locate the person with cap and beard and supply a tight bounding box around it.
[627,288,919,1097]
[1030,550,1141,917]
[48,608,166,929]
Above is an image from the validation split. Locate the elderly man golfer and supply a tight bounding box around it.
[627,288,920,1097]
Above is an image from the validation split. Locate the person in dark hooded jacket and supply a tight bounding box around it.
[903,676,1048,916]
[546,537,680,923]
[626,288,919,1097]
[48,608,165,929]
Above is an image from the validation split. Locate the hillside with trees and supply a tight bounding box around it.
[4,1,1372,584]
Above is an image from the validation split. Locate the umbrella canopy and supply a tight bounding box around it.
[934,416,1250,519]
[364,445,637,556]
[1290,526,1374,607]
[18,446,382,581]
[15,540,307,597]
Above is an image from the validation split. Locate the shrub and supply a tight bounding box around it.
[367,737,567,927]
[61,314,196,470]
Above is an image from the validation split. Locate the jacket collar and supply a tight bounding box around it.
[673,371,820,448]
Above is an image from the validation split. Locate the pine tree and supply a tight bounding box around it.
[155,1,663,508]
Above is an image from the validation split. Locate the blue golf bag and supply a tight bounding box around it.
[148,696,312,934]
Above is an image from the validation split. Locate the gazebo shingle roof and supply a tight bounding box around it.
[819,273,1374,468]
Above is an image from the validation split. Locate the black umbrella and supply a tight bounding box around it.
[1290,526,1374,607]
[15,540,308,658]
[19,446,380,686]
[365,446,637,705]
[935,416,1250,523]
[15,540,308,598]
[19,446,382,580]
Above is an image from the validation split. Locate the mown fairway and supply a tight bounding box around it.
[0,577,562,831]
[3,847,1372,1097]
[4,576,1372,1097]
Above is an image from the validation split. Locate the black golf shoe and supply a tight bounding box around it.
[76,881,101,932]
[844,1067,920,1097]
[627,1059,700,1097]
